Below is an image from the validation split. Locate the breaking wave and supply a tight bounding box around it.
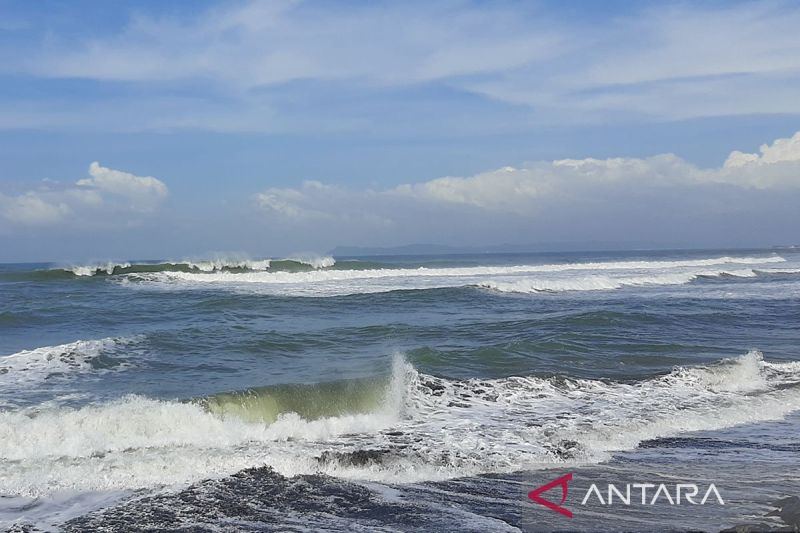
[282,254,336,269]
[2,255,348,281]
[69,262,133,276]
[1,350,799,496]
[122,255,793,297]
[201,376,389,424]
[4,254,785,283]
[65,257,274,277]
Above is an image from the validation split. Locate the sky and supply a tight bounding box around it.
[1,0,799,262]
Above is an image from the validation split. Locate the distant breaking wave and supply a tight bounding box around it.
[4,255,796,298]
[1,350,799,495]
[119,255,794,297]
[66,258,275,276]
[283,254,336,269]
[4,255,342,280]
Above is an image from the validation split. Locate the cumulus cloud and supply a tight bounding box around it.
[0,163,168,227]
[724,131,800,167]
[77,162,168,211]
[254,130,800,219]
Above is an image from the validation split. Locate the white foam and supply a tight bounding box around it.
[1,350,799,496]
[481,269,758,293]
[374,350,800,480]
[0,337,137,385]
[0,490,130,533]
[757,267,800,274]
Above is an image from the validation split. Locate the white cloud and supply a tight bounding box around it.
[77,162,168,211]
[585,3,800,87]
[0,163,168,227]
[254,130,800,219]
[465,2,800,121]
[715,131,800,189]
[724,131,800,168]
[24,2,560,89]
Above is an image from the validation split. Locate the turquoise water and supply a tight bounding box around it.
[1,249,799,530]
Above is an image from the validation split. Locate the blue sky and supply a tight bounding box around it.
[1,0,799,261]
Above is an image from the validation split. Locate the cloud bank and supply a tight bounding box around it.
[250,131,800,249]
[255,131,800,218]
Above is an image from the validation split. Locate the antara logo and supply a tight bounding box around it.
[528,473,725,518]
[528,473,573,518]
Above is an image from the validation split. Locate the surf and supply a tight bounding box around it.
[122,254,793,297]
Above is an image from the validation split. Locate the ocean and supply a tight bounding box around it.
[1,248,799,532]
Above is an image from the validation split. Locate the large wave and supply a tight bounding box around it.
[1,350,799,496]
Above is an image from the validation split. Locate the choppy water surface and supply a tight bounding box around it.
[1,249,799,531]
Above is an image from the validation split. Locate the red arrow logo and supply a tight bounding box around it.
[528,473,573,518]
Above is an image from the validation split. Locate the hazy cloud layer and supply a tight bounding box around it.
[0,163,168,227]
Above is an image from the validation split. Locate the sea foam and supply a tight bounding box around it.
[0,337,138,386]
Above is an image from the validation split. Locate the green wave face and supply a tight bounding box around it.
[199,376,390,424]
